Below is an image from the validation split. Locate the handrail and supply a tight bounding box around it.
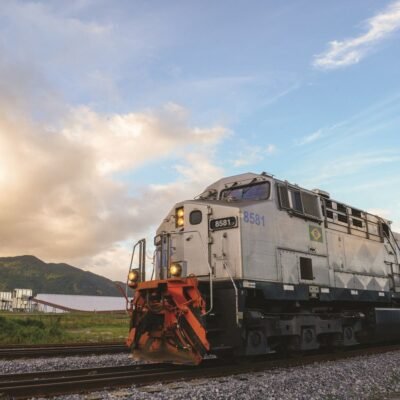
[141,239,146,281]
[125,241,139,307]
[390,229,400,253]
[159,233,170,280]
[384,231,400,267]
[221,234,239,325]
[322,198,384,240]
[126,238,146,310]
[223,260,240,326]
[382,227,400,292]
[150,249,156,280]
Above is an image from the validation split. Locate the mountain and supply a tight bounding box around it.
[0,255,126,297]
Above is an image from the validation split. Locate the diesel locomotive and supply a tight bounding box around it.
[126,172,400,365]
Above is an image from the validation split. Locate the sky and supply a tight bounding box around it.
[0,0,399,281]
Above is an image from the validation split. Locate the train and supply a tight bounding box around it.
[126,172,400,365]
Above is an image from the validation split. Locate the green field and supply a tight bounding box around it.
[0,312,130,345]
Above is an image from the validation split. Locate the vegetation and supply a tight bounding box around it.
[0,255,130,345]
[0,312,129,344]
[0,255,126,296]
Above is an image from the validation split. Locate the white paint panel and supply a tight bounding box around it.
[280,250,298,284]
[241,201,278,281]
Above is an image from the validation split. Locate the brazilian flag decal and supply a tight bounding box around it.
[309,225,323,243]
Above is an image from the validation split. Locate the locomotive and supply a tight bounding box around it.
[126,172,400,365]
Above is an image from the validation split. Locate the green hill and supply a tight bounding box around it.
[0,255,125,297]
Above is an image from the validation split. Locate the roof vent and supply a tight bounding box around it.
[261,171,273,177]
[313,189,330,199]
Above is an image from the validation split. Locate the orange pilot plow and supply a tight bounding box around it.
[126,277,210,365]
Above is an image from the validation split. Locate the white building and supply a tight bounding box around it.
[0,292,12,311]
[12,288,33,311]
[33,294,127,313]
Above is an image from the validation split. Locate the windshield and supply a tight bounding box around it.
[220,181,270,201]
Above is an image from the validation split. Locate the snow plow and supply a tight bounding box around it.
[126,277,210,365]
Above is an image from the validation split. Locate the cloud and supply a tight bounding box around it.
[0,1,115,65]
[295,129,323,146]
[0,3,231,281]
[293,94,400,163]
[189,75,256,91]
[313,0,400,69]
[0,91,227,280]
[79,151,226,280]
[175,152,225,184]
[302,150,400,187]
[233,144,276,167]
[60,103,226,175]
[0,0,175,111]
[259,82,302,109]
[266,144,276,154]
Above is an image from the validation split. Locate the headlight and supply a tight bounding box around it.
[128,270,139,287]
[175,207,184,228]
[128,270,139,281]
[177,217,184,226]
[169,262,182,277]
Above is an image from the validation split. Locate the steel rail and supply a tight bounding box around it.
[2,344,400,399]
[0,363,169,383]
[0,362,216,398]
[0,342,128,359]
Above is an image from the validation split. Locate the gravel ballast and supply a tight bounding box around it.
[55,350,400,400]
[3,350,400,399]
[0,353,137,375]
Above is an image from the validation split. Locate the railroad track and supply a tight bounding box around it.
[0,362,208,398]
[2,344,400,398]
[0,342,128,359]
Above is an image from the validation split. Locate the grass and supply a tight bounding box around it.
[0,312,130,345]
